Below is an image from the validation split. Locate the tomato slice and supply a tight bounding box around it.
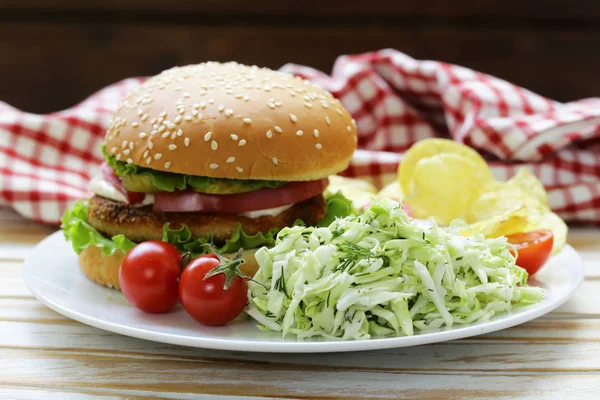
[101,162,145,204]
[506,230,554,275]
[153,178,329,213]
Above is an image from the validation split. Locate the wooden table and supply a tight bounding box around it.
[1,206,599,399]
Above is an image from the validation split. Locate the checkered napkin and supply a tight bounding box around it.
[1,49,600,225]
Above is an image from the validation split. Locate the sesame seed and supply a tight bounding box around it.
[183,92,190,98]
[200,101,207,108]
[148,142,154,149]
[230,134,238,141]
[272,157,278,166]
[171,132,177,139]
[199,89,207,96]
[177,129,183,137]
[243,118,252,124]
[296,130,304,136]
[193,103,200,109]
[167,123,175,130]
[184,137,190,147]
[351,118,356,127]
[129,142,134,150]
[143,150,149,158]
[159,111,167,117]
[154,153,162,160]
[204,132,212,141]
[238,139,247,146]
[218,104,225,112]
[225,109,233,117]
[146,157,151,165]
[210,163,219,169]
[192,110,198,117]
[127,158,133,164]
[336,108,344,116]
[236,167,244,173]
[243,95,250,101]
[211,140,218,150]
[304,102,312,109]
[169,144,177,151]
[116,154,121,161]
[111,147,117,154]
[152,124,159,130]
[274,126,283,133]
[290,90,296,96]
[346,125,352,132]
[235,94,243,99]
[289,113,298,123]
[158,126,165,133]
[325,116,331,125]
[174,86,182,91]
[266,130,273,139]
[141,114,149,122]
[121,140,128,148]
[150,130,157,136]
[275,102,282,107]
[315,143,323,149]
[161,132,170,138]
[165,161,171,169]
[268,102,276,109]
[137,109,143,116]
[132,122,139,128]
[321,102,328,109]
[226,157,236,163]
[313,129,320,137]
[175,116,182,124]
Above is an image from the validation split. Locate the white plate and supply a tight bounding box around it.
[23,231,584,353]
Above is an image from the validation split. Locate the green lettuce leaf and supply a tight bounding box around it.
[61,200,136,256]
[318,190,355,227]
[103,145,286,193]
[161,224,278,255]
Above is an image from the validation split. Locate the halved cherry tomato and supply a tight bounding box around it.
[179,252,248,326]
[119,240,182,313]
[506,230,554,275]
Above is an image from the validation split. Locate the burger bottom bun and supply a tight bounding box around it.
[78,246,261,290]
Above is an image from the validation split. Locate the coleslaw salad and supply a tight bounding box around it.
[247,198,545,340]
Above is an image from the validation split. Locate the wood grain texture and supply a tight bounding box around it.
[0,2,599,112]
[1,0,599,18]
[1,205,600,398]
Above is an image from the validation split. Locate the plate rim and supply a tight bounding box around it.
[23,231,585,353]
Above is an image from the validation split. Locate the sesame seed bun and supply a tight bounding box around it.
[104,62,357,181]
[79,246,260,290]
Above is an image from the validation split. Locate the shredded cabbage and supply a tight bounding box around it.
[247,198,545,340]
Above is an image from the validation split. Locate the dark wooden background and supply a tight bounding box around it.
[1,0,599,114]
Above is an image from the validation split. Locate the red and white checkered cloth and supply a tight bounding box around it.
[2,49,600,225]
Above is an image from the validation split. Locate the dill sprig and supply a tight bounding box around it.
[335,241,374,272]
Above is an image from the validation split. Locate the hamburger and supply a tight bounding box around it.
[61,62,357,289]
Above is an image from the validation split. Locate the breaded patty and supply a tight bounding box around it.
[87,195,326,244]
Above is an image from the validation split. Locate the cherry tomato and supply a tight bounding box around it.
[119,240,182,313]
[506,230,554,275]
[179,254,248,326]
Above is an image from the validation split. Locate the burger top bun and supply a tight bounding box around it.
[104,62,357,181]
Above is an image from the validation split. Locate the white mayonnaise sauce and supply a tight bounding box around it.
[89,175,292,216]
[239,203,294,218]
[89,175,154,206]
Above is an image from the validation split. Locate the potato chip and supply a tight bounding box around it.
[406,153,492,225]
[398,138,490,195]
